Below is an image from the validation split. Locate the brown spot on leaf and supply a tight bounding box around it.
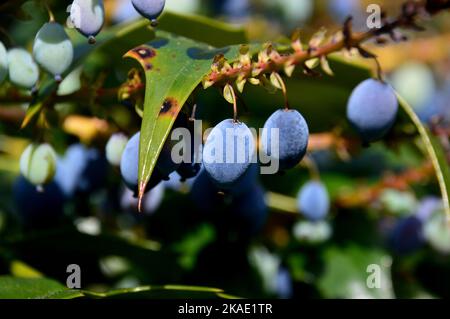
[133,46,156,59]
[159,97,179,117]
[125,45,157,71]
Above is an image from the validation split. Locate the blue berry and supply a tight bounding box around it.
[261,109,309,171]
[231,183,268,234]
[175,116,202,181]
[347,79,398,143]
[78,147,107,193]
[328,0,365,31]
[120,132,144,192]
[297,180,329,221]
[120,131,177,194]
[54,144,107,197]
[389,216,423,255]
[120,182,165,215]
[70,0,105,43]
[276,267,293,299]
[177,162,202,181]
[228,162,259,197]
[33,22,73,81]
[13,175,65,227]
[55,144,87,197]
[190,169,222,213]
[112,0,141,23]
[212,0,250,20]
[203,119,255,190]
[132,0,165,24]
[328,0,361,22]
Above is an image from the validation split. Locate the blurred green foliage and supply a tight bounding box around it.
[0,0,449,299]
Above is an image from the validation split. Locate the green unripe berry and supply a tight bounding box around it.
[0,41,7,85]
[8,48,39,89]
[33,22,74,81]
[19,143,57,187]
[424,211,450,254]
[57,67,82,96]
[106,133,129,166]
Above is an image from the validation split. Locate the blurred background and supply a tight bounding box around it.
[0,0,449,299]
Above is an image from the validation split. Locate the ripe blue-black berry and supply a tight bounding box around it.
[231,183,268,235]
[177,162,202,181]
[54,144,107,197]
[261,109,309,171]
[297,180,330,221]
[120,131,177,195]
[203,119,255,190]
[120,182,165,215]
[328,0,365,30]
[70,0,105,43]
[78,147,108,193]
[347,79,398,143]
[189,169,223,213]
[228,162,259,197]
[121,132,142,192]
[132,0,165,24]
[13,175,65,228]
[175,115,202,181]
[276,267,293,299]
[389,215,423,255]
[212,0,250,20]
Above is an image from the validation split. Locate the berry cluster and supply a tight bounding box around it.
[13,54,399,231]
[0,0,165,89]
[4,0,445,233]
[2,0,167,224]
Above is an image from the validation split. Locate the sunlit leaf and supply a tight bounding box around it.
[0,276,82,299]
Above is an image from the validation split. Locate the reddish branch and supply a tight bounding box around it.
[335,161,435,208]
[205,0,448,86]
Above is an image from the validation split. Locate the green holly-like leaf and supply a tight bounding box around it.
[81,285,240,299]
[0,276,239,299]
[0,276,83,299]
